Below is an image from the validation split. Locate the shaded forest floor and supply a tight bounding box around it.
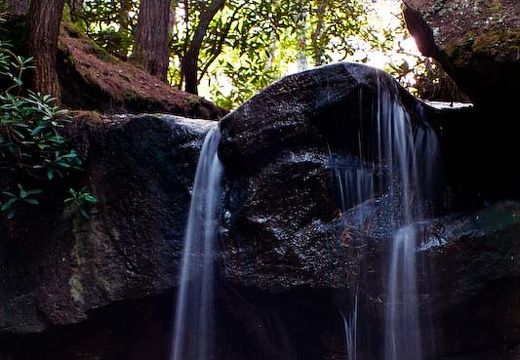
[58,21,228,120]
[2,15,228,120]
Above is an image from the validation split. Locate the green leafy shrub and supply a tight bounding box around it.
[0,92,83,179]
[64,186,98,219]
[0,24,96,220]
[1,184,42,219]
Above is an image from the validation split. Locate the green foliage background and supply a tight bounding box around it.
[69,0,445,110]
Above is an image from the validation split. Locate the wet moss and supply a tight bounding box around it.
[87,44,119,64]
[445,28,520,67]
[473,29,520,57]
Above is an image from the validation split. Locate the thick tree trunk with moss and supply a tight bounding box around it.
[132,0,171,82]
[27,0,65,102]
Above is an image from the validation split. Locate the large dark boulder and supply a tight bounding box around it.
[219,62,422,169]
[218,62,438,292]
[0,114,215,358]
[215,62,520,359]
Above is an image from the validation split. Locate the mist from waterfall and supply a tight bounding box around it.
[170,124,223,360]
[331,79,440,359]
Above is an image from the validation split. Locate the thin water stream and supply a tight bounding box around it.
[171,124,223,360]
[331,81,439,359]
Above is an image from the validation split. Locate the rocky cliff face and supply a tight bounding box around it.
[1,1,519,359]
[2,61,519,359]
[0,114,214,359]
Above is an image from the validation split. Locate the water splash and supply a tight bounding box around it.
[171,124,223,360]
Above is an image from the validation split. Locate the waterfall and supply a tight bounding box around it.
[385,225,421,359]
[331,78,439,359]
[171,123,223,360]
[377,85,438,360]
[169,64,440,360]
[340,292,359,360]
[329,153,374,360]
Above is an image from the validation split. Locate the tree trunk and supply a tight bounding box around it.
[132,0,171,82]
[27,0,65,102]
[68,0,83,18]
[7,0,30,16]
[182,0,225,95]
[68,0,83,13]
[296,8,309,72]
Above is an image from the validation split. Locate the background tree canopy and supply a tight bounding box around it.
[2,0,462,111]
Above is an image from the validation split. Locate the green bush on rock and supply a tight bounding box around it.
[0,27,96,220]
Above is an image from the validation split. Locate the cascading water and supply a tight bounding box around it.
[330,77,440,359]
[330,154,374,360]
[171,123,223,360]
[378,84,439,360]
[170,63,440,360]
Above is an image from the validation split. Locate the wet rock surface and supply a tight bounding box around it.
[0,114,214,335]
[1,25,520,359]
[218,62,520,359]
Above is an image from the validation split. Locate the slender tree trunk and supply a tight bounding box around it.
[132,0,171,82]
[296,8,309,72]
[68,0,83,18]
[311,0,327,67]
[182,0,225,95]
[27,0,65,101]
